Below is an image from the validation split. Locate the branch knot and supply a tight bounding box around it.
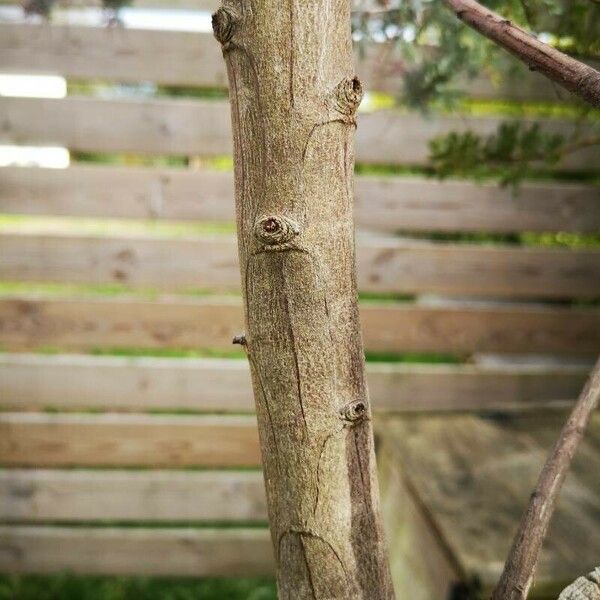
[333,76,363,117]
[212,7,239,50]
[254,215,301,248]
[340,400,369,425]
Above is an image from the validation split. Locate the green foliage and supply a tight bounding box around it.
[519,0,600,56]
[429,121,565,187]
[354,0,599,109]
[355,0,600,185]
[353,0,527,110]
[0,575,276,600]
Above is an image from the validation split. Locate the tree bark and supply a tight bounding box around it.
[491,357,600,600]
[443,0,600,108]
[212,2,395,598]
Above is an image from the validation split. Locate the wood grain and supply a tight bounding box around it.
[1,96,597,169]
[0,22,226,88]
[2,231,599,299]
[0,526,274,576]
[378,442,461,600]
[0,296,597,354]
[2,165,598,233]
[0,354,589,412]
[0,22,588,102]
[0,413,261,467]
[380,413,600,596]
[0,0,219,8]
[0,469,267,521]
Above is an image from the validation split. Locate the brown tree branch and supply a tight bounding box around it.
[491,357,600,600]
[443,0,600,107]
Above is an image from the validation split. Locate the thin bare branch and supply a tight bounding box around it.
[491,357,600,600]
[443,0,600,107]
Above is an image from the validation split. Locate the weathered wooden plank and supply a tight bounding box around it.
[0,22,586,102]
[0,354,589,412]
[0,232,242,292]
[0,355,254,412]
[366,363,589,412]
[0,165,237,222]
[0,413,261,467]
[0,23,227,88]
[355,176,600,234]
[356,109,598,170]
[0,526,274,576]
[0,296,598,354]
[1,96,597,169]
[2,231,599,299]
[0,469,267,521]
[378,442,462,600]
[0,1,226,13]
[379,413,600,596]
[2,165,598,233]
[0,96,229,157]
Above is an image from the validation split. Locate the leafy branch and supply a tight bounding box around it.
[429,121,599,186]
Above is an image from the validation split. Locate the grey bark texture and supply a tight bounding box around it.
[491,358,600,600]
[444,0,600,108]
[559,568,600,600]
[212,2,395,598]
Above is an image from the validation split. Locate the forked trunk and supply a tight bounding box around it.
[213,1,394,598]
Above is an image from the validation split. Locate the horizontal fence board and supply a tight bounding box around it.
[2,165,599,234]
[0,0,219,7]
[0,22,584,102]
[0,96,229,157]
[0,469,267,521]
[1,165,598,233]
[1,96,597,169]
[0,413,261,467]
[0,164,237,222]
[0,296,598,354]
[0,22,227,88]
[0,354,590,412]
[0,526,274,575]
[2,231,599,299]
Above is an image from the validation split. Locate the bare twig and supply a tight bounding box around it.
[442,0,600,107]
[491,357,600,600]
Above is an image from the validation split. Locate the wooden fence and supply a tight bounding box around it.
[0,8,598,596]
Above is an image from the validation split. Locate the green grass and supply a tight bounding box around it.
[365,351,462,364]
[457,97,600,120]
[4,213,600,249]
[89,347,247,360]
[0,520,268,529]
[67,81,229,101]
[355,161,600,184]
[359,89,600,120]
[68,148,600,185]
[0,281,243,301]
[0,575,276,600]
[0,345,461,364]
[404,231,600,248]
[71,151,189,168]
[0,215,235,237]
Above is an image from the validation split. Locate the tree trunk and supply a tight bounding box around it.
[212,2,394,598]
